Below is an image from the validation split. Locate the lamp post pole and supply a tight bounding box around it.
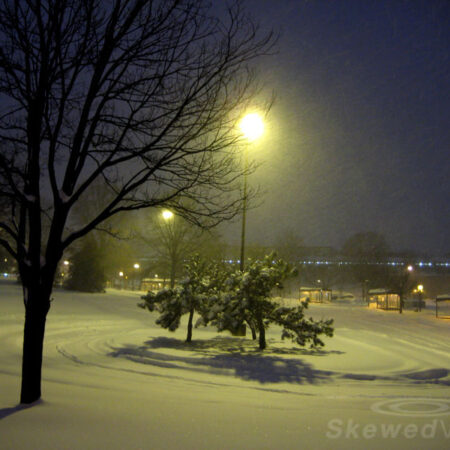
[161,210,176,288]
[239,154,248,272]
[238,112,264,272]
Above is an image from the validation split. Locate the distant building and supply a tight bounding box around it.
[299,287,332,303]
[368,289,400,310]
[141,277,167,292]
[435,294,450,319]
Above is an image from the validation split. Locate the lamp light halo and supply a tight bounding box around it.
[239,113,264,141]
[162,210,174,220]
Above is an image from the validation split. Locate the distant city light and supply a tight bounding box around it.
[407,265,413,271]
[133,263,140,269]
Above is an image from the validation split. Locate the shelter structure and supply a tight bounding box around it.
[368,289,400,310]
[141,277,166,292]
[299,287,332,303]
[435,294,450,319]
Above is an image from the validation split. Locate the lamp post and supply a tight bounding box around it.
[161,209,177,288]
[133,263,140,290]
[239,113,264,272]
[417,284,424,312]
[162,210,174,221]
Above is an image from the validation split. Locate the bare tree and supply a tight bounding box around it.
[386,265,416,314]
[342,231,390,301]
[273,228,304,264]
[0,0,275,403]
[137,210,202,288]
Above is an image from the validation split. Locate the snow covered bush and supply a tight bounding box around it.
[212,253,334,350]
[139,253,334,350]
[139,256,229,342]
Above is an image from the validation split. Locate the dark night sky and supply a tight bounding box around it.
[219,0,450,256]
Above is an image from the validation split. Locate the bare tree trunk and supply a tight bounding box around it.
[20,288,51,404]
[186,308,194,343]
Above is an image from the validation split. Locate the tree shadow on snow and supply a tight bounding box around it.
[0,399,43,420]
[145,336,344,357]
[108,336,339,385]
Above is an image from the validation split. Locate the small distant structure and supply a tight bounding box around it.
[299,287,332,303]
[435,294,450,319]
[368,289,400,310]
[141,277,166,292]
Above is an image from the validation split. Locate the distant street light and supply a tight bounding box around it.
[162,210,174,221]
[161,209,177,288]
[239,112,264,272]
[417,284,424,312]
[132,263,141,290]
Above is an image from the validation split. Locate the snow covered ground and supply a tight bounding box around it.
[1,281,449,449]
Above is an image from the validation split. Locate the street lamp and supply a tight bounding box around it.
[162,210,174,221]
[161,209,176,288]
[417,284,424,312]
[132,263,141,290]
[239,112,264,271]
[239,113,264,141]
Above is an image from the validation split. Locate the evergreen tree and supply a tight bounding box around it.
[139,256,227,342]
[65,240,106,293]
[213,253,334,350]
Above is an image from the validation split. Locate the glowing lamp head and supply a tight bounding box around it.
[239,113,264,141]
[407,265,414,272]
[162,210,174,220]
[134,263,140,269]
[417,284,424,292]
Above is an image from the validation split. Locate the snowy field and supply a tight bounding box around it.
[1,281,449,449]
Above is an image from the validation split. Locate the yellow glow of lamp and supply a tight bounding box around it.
[162,210,174,220]
[134,263,140,269]
[418,284,424,292]
[239,113,264,141]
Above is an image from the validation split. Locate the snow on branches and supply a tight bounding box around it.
[139,253,334,350]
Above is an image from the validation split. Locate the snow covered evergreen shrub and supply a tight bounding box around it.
[212,253,334,350]
[64,240,106,293]
[139,253,334,350]
[139,256,229,342]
